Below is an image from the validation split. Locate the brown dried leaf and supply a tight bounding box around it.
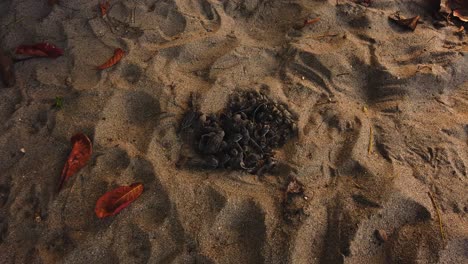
[389,13,420,31]
[441,0,468,21]
[453,9,468,22]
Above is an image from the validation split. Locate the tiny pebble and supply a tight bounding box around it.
[375,229,388,242]
[304,196,309,200]
[65,77,72,86]
[20,148,26,153]
[34,212,41,223]
[301,76,305,80]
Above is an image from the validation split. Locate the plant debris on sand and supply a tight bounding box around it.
[178,90,298,175]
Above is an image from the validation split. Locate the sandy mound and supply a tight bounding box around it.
[0,0,467,263]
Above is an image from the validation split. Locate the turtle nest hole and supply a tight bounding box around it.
[178,90,298,175]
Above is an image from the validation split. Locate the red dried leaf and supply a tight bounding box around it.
[99,1,110,17]
[0,49,15,87]
[58,133,92,191]
[15,42,64,58]
[97,48,125,70]
[95,183,144,218]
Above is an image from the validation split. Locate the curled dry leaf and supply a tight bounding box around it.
[97,48,125,70]
[441,0,468,22]
[99,1,110,17]
[58,133,92,191]
[453,9,468,22]
[15,42,64,58]
[0,49,15,87]
[388,13,420,31]
[95,183,144,218]
[455,25,465,32]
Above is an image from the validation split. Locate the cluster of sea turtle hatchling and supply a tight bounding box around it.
[178,90,298,175]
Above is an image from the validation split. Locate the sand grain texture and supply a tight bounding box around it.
[0,0,467,263]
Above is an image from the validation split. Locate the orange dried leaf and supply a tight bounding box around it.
[58,133,92,191]
[95,183,144,218]
[97,48,125,70]
[99,1,110,17]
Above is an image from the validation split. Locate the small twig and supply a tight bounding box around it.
[307,33,340,40]
[368,125,373,154]
[434,97,450,107]
[315,100,337,106]
[427,36,438,43]
[0,17,25,39]
[336,72,350,77]
[428,191,446,244]
[316,118,326,132]
[303,17,320,27]
[12,57,39,64]
[352,180,365,190]
[211,61,240,70]
[0,17,25,28]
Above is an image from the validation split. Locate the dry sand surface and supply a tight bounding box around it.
[0,0,467,263]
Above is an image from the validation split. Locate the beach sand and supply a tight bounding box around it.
[0,0,467,263]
